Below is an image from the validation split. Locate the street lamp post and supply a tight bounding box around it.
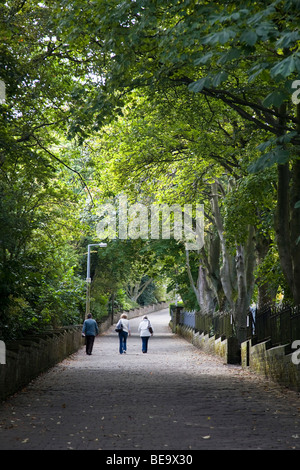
[85,243,107,317]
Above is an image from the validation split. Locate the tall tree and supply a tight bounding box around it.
[52,0,300,304]
[89,90,269,341]
[0,1,93,338]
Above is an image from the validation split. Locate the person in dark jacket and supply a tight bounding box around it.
[82,313,99,355]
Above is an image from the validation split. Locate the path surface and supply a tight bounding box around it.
[0,308,300,451]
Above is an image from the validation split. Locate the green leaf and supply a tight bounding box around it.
[249,147,290,173]
[255,22,276,40]
[194,52,213,65]
[217,48,241,65]
[262,90,286,108]
[257,140,274,152]
[188,76,211,93]
[276,31,300,49]
[270,55,297,79]
[202,29,236,46]
[212,71,228,87]
[247,6,276,26]
[240,30,257,46]
[248,62,269,83]
[295,201,300,209]
[295,56,300,73]
[277,131,298,144]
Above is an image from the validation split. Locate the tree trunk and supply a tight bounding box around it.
[275,103,300,304]
[233,226,255,344]
[211,182,256,344]
[290,104,300,304]
[275,162,293,294]
[185,250,215,312]
[203,230,223,309]
[210,182,235,308]
[255,233,274,308]
[128,277,153,303]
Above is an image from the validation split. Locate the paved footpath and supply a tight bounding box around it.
[0,308,300,452]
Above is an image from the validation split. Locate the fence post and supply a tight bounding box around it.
[0,340,6,365]
[172,306,183,333]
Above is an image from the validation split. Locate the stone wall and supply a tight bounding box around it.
[0,326,83,402]
[176,325,300,390]
[175,324,240,364]
[0,302,169,402]
[241,339,300,391]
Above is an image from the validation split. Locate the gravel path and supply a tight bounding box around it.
[0,308,300,451]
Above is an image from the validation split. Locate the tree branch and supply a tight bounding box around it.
[33,137,94,206]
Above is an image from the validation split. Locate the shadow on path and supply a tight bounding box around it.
[0,308,300,450]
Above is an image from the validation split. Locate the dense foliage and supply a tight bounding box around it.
[1,0,299,343]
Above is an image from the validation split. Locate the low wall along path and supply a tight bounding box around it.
[1,307,300,451]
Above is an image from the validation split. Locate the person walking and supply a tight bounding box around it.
[116,313,131,354]
[138,315,153,353]
[82,313,99,355]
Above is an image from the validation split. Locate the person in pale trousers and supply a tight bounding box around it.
[138,315,153,353]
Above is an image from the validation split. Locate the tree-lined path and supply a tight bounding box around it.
[0,308,300,451]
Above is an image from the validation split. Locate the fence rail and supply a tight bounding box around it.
[250,303,300,347]
[171,302,300,348]
[195,310,234,338]
[170,306,234,339]
[180,310,196,329]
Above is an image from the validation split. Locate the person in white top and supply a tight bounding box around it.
[138,315,153,353]
[116,313,131,354]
